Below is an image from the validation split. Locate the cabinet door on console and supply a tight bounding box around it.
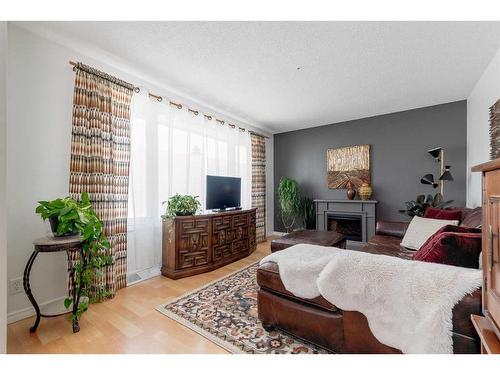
[176,219,210,269]
[212,215,233,261]
[232,213,250,255]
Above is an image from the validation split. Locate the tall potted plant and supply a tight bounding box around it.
[301,196,316,230]
[277,177,302,232]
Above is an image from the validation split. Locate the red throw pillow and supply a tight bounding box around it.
[413,232,482,269]
[431,224,481,236]
[416,225,481,254]
[424,207,462,222]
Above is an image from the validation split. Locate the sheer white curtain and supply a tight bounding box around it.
[127,91,252,279]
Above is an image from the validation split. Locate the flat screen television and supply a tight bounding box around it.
[206,175,241,211]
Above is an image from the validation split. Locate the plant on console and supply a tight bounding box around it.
[35,192,112,323]
[162,194,201,219]
[277,177,302,233]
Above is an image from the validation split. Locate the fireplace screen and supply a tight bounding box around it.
[327,214,362,242]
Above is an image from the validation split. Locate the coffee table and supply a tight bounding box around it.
[271,230,346,253]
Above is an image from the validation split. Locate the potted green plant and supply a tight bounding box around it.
[35,192,112,323]
[162,194,201,219]
[404,193,453,217]
[301,196,316,230]
[277,177,302,233]
[36,196,86,237]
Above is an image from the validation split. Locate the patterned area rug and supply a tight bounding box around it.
[156,263,330,354]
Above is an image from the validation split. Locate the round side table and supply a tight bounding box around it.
[24,235,84,333]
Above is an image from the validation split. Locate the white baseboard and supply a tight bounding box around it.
[269,231,286,236]
[9,265,162,324]
[8,295,69,324]
[127,265,161,286]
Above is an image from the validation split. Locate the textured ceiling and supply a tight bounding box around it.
[16,21,500,133]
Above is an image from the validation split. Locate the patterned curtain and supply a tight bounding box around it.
[69,63,134,297]
[251,133,266,243]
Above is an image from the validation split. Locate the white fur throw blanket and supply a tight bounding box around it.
[259,244,482,354]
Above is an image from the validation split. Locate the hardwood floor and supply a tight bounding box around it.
[7,240,272,354]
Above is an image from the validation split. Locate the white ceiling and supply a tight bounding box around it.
[16,21,500,133]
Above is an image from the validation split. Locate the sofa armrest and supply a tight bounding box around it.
[375,221,410,238]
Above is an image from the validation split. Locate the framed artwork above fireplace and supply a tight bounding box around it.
[327,144,371,189]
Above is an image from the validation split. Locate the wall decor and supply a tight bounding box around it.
[490,99,500,160]
[327,144,371,189]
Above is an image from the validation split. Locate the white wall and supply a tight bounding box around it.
[6,24,273,322]
[0,21,8,353]
[467,48,500,207]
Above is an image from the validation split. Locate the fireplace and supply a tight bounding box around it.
[327,213,363,242]
[314,199,377,242]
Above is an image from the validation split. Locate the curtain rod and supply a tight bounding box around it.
[69,60,139,92]
[146,90,271,138]
[249,131,270,139]
[69,60,269,139]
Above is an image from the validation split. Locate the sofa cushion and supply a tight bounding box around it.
[361,235,415,259]
[429,224,482,236]
[413,232,482,269]
[257,261,338,312]
[400,216,459,250]
[424,207,462,221]
[375,221,409,238]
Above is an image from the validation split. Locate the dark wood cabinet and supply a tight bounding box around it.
[471,158,500,354]
[162,208,257,279]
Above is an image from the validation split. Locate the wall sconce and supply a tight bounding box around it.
[420,147,453,196]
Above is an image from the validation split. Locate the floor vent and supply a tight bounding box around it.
[127,273,141,284]
[126,266,162,286]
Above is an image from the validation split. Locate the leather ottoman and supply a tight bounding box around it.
[271,230,346,252]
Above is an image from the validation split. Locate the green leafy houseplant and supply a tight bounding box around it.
[301,196,316,230]
[277,177,302,233]
[36,192,112,322]
[404,193,453,217]
[162,194,201,219]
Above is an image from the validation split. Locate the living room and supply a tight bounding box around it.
[1,1,500,373]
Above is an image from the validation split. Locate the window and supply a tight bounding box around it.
[127,92,252,276]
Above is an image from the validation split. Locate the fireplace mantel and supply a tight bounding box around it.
[314,199,377,242]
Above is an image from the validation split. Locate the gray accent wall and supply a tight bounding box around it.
[274,101,467,232]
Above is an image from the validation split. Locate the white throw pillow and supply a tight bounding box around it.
[400,216,459,250]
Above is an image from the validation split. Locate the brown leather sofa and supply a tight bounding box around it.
[257,207,483,353]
